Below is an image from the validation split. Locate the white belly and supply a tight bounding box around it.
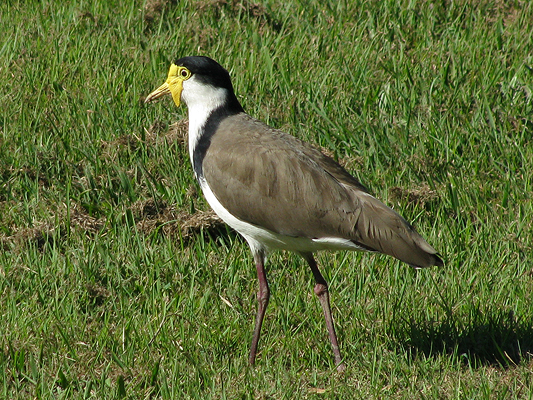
[198,177,364,255]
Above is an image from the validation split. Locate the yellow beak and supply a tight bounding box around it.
[145,81,171,103]
[145,64,184,107]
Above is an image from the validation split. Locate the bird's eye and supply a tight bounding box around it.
[180,68,191,78]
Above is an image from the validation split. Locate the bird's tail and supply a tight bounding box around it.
[352,195,443,268]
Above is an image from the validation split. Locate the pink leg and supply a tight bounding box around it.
[302,253,346,372]
[249,249,270,366]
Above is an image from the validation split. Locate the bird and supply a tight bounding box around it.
[145,56,443,371]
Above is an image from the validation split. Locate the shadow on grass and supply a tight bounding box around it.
[400,310,533,367]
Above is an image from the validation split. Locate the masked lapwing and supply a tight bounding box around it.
[145,56,443,371]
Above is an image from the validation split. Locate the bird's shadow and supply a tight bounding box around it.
[397,309,533,367]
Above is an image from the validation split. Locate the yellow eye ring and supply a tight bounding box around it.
[179,67,191,79]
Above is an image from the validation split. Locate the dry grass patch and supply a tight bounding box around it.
[389,183,439,208]
[133,198,224,243]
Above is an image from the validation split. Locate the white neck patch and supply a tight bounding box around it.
[181,76,228,172]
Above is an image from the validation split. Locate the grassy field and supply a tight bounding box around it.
[1,0,532,398]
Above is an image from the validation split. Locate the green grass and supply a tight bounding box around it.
[1,0,532,398]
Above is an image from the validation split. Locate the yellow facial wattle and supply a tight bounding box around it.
[145,63,191,107]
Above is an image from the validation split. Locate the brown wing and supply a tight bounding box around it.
[202,113,442,268]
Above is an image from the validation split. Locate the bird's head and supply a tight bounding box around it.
[145,56,242,113]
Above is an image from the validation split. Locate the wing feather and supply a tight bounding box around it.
[202,113,442,268]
